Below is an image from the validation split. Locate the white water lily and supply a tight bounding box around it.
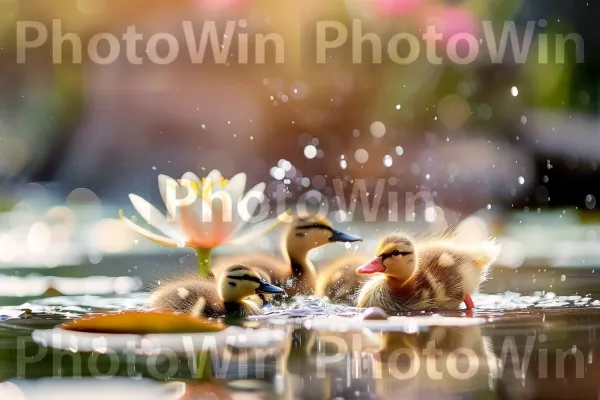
[119,170,287,277]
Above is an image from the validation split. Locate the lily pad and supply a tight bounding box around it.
[59,310,227,334]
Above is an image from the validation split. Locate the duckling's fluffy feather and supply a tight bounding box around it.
[316,255,369,303]
[317,228,460,303]
[149,274,262,318]
[357,239,500,312]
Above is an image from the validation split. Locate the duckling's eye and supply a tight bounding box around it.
[392,250,401,256]
[228,282,237,287]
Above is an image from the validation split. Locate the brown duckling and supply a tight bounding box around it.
[315,255,370,303]
[355,234,500,312]
[317,228,461,303]
[213,213,362,298]
[150,265,284,318]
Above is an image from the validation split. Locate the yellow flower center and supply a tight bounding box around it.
[179,176,229,201]
[200,177,229,200]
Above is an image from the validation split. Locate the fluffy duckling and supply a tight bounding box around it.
[315,255,370,303]
[150,265,284,318]
[355,234,500,312]
[317,228,461,303]
[213,213,362,298]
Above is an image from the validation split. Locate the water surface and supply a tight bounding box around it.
[1,283,600,399]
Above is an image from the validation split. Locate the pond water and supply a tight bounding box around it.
[1,279,600,400]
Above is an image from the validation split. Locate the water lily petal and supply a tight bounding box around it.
[206,169,222,182]
[118,210,181,247]
[158,174,181,219]
[206,194,234,243]
[208,172,246,239]
[178,199,217,248]
[182,172,201,185]
[128,194,188,243]
[227,212,288,246]
[229,182,266,237]
[224,173,246,206]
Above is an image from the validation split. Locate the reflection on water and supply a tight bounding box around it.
[0,379,185,400]
[0,291,599,399]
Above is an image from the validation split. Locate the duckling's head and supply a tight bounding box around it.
[285,213,362,256]
[218,265,284,302]
[356,234,417,282]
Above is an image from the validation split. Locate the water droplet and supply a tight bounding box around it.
[152,166,156,170]
[304,145,317,159]
[585,194,596,210]
[521,116,527,124]
[278,159,292,171]
[340,160,348,169]
[370,121,386,138]
[511,86,519,97]
[560,275,566,282]
[518,176,525,185]
[395,104,401,110]
[425,174,431,180]
[487,204,492,210]
[383,155,393,167]
[354,149,369,164]
[270,167,285,180]
[395,146,404,156]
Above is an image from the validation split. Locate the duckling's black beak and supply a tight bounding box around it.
[256,280,285,294]
[329,228,362,243]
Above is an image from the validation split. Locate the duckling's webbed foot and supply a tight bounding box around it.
[463,294,475,310]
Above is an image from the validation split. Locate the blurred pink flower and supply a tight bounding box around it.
[374,0,425,15]
[422,5,480,41]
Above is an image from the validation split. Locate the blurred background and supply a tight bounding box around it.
[0,0,599,302]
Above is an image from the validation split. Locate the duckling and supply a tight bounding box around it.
[317,228,460,303]
[355,234,500,312]
[315,255,370,303]
[213,213,362,298]
[150,265,284,318]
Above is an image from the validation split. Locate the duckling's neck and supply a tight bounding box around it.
[386,273,415,289]
[282,241,317,296]
[223,299,261,317]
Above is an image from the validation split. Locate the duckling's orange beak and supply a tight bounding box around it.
[356,257,386,275]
